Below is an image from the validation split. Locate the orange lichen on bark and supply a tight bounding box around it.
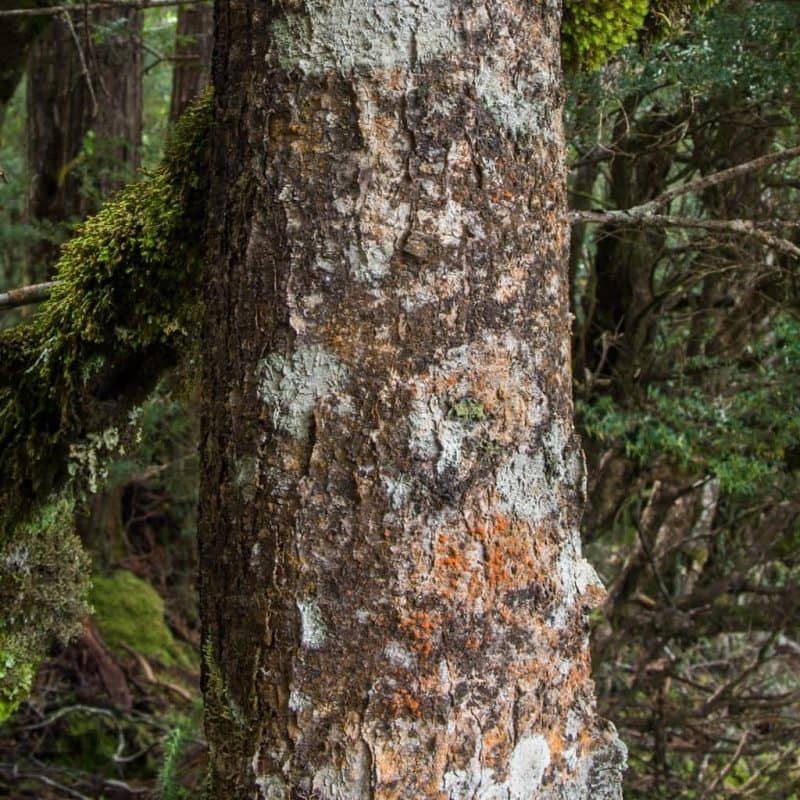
[388,686,422,718]
[433,532,470,598]
[400,609,439,657]
[548,728,566,760]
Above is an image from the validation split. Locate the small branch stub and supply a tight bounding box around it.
[0,281,56,311]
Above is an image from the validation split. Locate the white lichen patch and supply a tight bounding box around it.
[384,640,415,669]
[347,197,408,283]
[346,86,411,284]
[405,332,546,478]
[443,766,499,799]
[415,198,466,249]
[255,775,289,800]
[271,0,458,75]
[475,58,557,142]
[441,734,551,799]
[233,454,258,502]
[297,599,327,649]
[382,475,411,511]
[407,394,471,476]
[258,346,348,441]
[289,688,312,712]
[496,448,554,524]
[552,526,604,629]
[507,735,551,798]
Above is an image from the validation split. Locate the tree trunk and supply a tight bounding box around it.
[0,0,49,127]
[200,1,626,797]
[169,2,213,123]
[25,8,142,278]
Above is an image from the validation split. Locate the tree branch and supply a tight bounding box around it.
[569,210,800,260]
[0,280,56,311]
[569,144,800,259]
[646,143,800,212]
[0,0,208,16]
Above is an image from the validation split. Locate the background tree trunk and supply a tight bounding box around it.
[25,8,142,279]
[0,0,49,126]
[200,1,625,797]
[169,2,213,123]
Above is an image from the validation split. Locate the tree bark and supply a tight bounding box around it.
[0,0,49,127]
[200,1,626,797]
[169,1,213,123]
[25,7,142,278]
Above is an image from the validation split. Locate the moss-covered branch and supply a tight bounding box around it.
[0,93,211,718]
[0,91,210,535]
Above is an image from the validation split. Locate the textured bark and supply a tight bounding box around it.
[169,1,213,123]
[201,1,625,798]
[0,0,49,126]
[25,8,142,277]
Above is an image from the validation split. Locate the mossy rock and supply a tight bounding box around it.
[90,570,195,669]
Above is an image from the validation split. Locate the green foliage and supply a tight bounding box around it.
[0,80,34,321]
[579,315,800,495]
[158,725,190,800]
[0,90,211,536]
[142,6,182,167]
[0,653,35,724]
[0,95,210,726]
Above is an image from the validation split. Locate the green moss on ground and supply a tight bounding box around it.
[91,570,195,669]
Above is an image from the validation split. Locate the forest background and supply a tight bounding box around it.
[0,0,798,797]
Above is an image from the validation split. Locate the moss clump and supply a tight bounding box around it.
[91,570,193,669]
[562,0,720,70]
[563,0,650,70]
[0,497,90,722]
[0,653,35,724]
[448,398,487,423]
[0,91,211,539]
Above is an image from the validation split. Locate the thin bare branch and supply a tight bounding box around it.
[0,281,56,311]
[61,9,98,117]
[0,0,208,16]
[569,210,800,259]
[647,143,800,212]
